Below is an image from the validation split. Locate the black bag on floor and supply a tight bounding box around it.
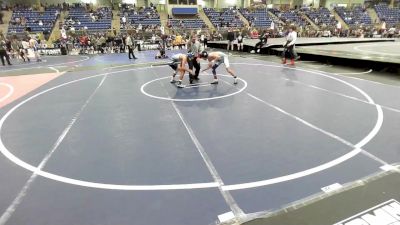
[61,46,67,55]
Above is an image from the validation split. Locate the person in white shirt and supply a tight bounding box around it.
[336,21,342,37]
[388,27,396,38]
[200,33,205,45]
[237,33,243,51]
[160,25,164,35]
[282,25,297,65]
[122,16,126,26]
[29,36,41,62]
[21,39,30,62]
[125,35,137,59]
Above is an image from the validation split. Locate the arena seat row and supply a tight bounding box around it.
[8,7,59,34]
[67,6,112,30]
[270,8,308,27]
[303,7,337,26]
[168,19,206,29]
[335,6,372,26]
[374,3,400,27]
[239,8,272,28]
[120,6,161,28]
[203,8,244,28]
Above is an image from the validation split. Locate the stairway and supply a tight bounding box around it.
[367,8,380,25]
[301,12,319,30]
[267,11,285,26]
[47,12,65,45]
[0,10,12,35]
[331,9,349,30]
[198,8,215,30]
[111,9,120,33]
[158,11,169,33]
[237,10,249,27]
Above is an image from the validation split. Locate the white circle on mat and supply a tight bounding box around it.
[0,64,383,191]
[140,74,247,102]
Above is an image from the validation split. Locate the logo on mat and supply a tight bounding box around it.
[334,199,400,225]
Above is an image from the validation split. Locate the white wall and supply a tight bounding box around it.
[216,0,242,8]
[324,0,364,8]
[270,0,290,6]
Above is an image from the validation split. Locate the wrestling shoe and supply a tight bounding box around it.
[177,81,185,88]
[210,79,219,84]
[233,77,238,84]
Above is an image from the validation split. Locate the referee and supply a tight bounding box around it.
[187,35,203,83]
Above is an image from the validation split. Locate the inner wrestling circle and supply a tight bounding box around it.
[140,74,248,101]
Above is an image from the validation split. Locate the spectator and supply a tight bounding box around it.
[122,15,126,26]
[227,28,235,51]
[0,37,12,66]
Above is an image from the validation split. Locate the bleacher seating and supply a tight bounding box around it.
[335,6,372,26]
[239,8,272,28]
[303,7,336,26]
[374,3,400,26]
[168,19,206,29]
[67,6,111,30]
[120,7,160,29]
[203,8,243,28]
[270,8,308,26]
[8,7,59,34]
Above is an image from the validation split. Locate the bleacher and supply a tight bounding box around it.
[168,7,205,29]
[270,8,308,26]
[120,7,160,29]
[168,19,206,29]
[335,6,372,26]
[67,6,112,30]
[239,8,272,28]
[8,7,59,34]
[303,7,336,26]
[203,8,243,28]
[374,3,400,26]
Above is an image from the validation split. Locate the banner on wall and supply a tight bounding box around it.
[251,0,267,4]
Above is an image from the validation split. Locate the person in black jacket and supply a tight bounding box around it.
[254,30,269,53]
[0,37,12,66]
[187,35,202,83]
[227,28,235,51]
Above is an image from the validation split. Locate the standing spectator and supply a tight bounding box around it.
[0,36,12,66]
[29,35,42,62]
[336,21,342,37]
[0,11,4,24]
[380,19,386,34]
[204,32,209,49]
[121,15,127,27]
[237,33,243,51]
[388,26,396,38]
[21,38,30,61]
[125,34,137,59]
[227,28,235,51]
